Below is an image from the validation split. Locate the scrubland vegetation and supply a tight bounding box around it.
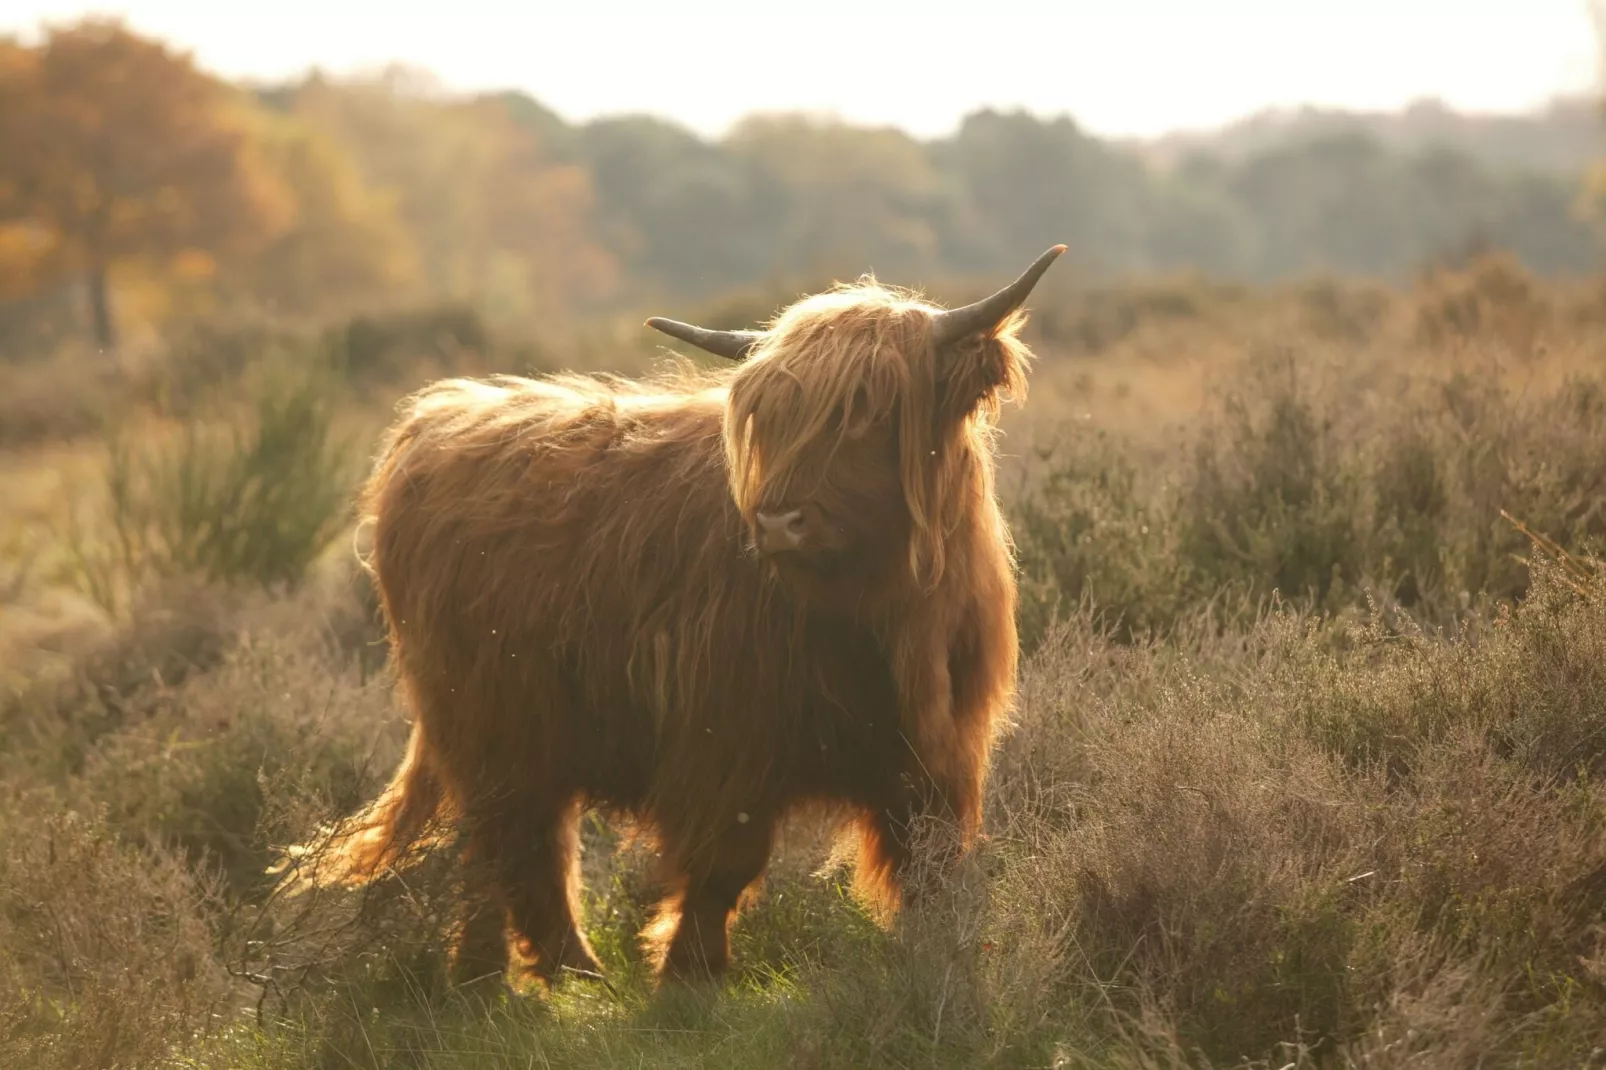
[5,16,1606,1070]
[5,250,1605,1069]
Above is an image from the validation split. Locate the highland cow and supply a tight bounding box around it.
[276,245,1067,987]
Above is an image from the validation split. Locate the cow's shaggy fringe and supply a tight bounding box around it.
[728,279,1029,590]
[273,274,1038,986]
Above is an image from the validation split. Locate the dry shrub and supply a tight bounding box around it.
[78,609,404,894]
[783,842,1050,1068]
[1013,341,1606,651]
[1178,353,1364,616]
[1412,252,1553,358]
[333,303,492,389]
[0,352,119,448]
[0,303,501,452]
[1019,273,1252,355]
[7,530,1588,1070]
[994,616,1367,1063]
[0,578,242,785]
[6,269,1606,1068]
[1291,278,1392,345]
[0,799,233,1070]
[0,561,463,1059]
[980,563,1606,1067]
[1012,428,1191,646]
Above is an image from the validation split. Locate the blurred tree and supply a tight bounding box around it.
[228,106,424,319]
[1486,170,1598,276]
[0,19,292,348]
[495,90,580,162]
[726,115,947,283]
[578,115,770,298]
[0,39,56,304]
[1143,154,1256,275]
[0,221,58,303]
[937,109,1153,276]
[290,70,615,326]
[470,95,616,321]
[282,71,467,297]
[1222,133,1406,279]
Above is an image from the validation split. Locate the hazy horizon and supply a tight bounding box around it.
[3,0,1599,142]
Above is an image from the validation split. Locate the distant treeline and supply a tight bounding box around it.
[0,20,1600,350]
[1124,96,1601,174]
[507,93,1601,298]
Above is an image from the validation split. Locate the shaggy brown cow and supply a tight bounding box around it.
[275,245,1066,987]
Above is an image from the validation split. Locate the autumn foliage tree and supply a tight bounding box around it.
[288,69,615,326]
[228,105,423,319]
[0,19,291,348]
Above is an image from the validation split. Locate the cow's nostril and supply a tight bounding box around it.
[756,509,807,549]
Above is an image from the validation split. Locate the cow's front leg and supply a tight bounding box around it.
[653,813,775,982]
[851,757,977,918]
[861,629,994,914]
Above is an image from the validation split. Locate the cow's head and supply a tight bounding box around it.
[647,245,1065,605]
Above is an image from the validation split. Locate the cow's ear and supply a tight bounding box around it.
[927,245,1063,425]
[934,324,1022,426]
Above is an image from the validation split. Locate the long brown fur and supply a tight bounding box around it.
[275,275,1036,986]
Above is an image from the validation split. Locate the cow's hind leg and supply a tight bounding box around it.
[505,798,604,984]
[655,816,774,982]
[449,848,513,989]
[456,791,603,989]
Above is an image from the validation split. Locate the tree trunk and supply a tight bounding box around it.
[87,260,116,350]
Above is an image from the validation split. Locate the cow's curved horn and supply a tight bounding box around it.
[931,244,1067,348]
[645,317,764,362]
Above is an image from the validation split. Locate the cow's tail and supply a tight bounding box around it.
[269,726,450,895]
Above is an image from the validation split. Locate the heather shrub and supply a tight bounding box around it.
[5,267,1606,1067]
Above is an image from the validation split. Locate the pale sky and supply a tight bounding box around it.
[3,1,1599,140]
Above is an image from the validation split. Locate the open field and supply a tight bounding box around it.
[3,254,1606,1068]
